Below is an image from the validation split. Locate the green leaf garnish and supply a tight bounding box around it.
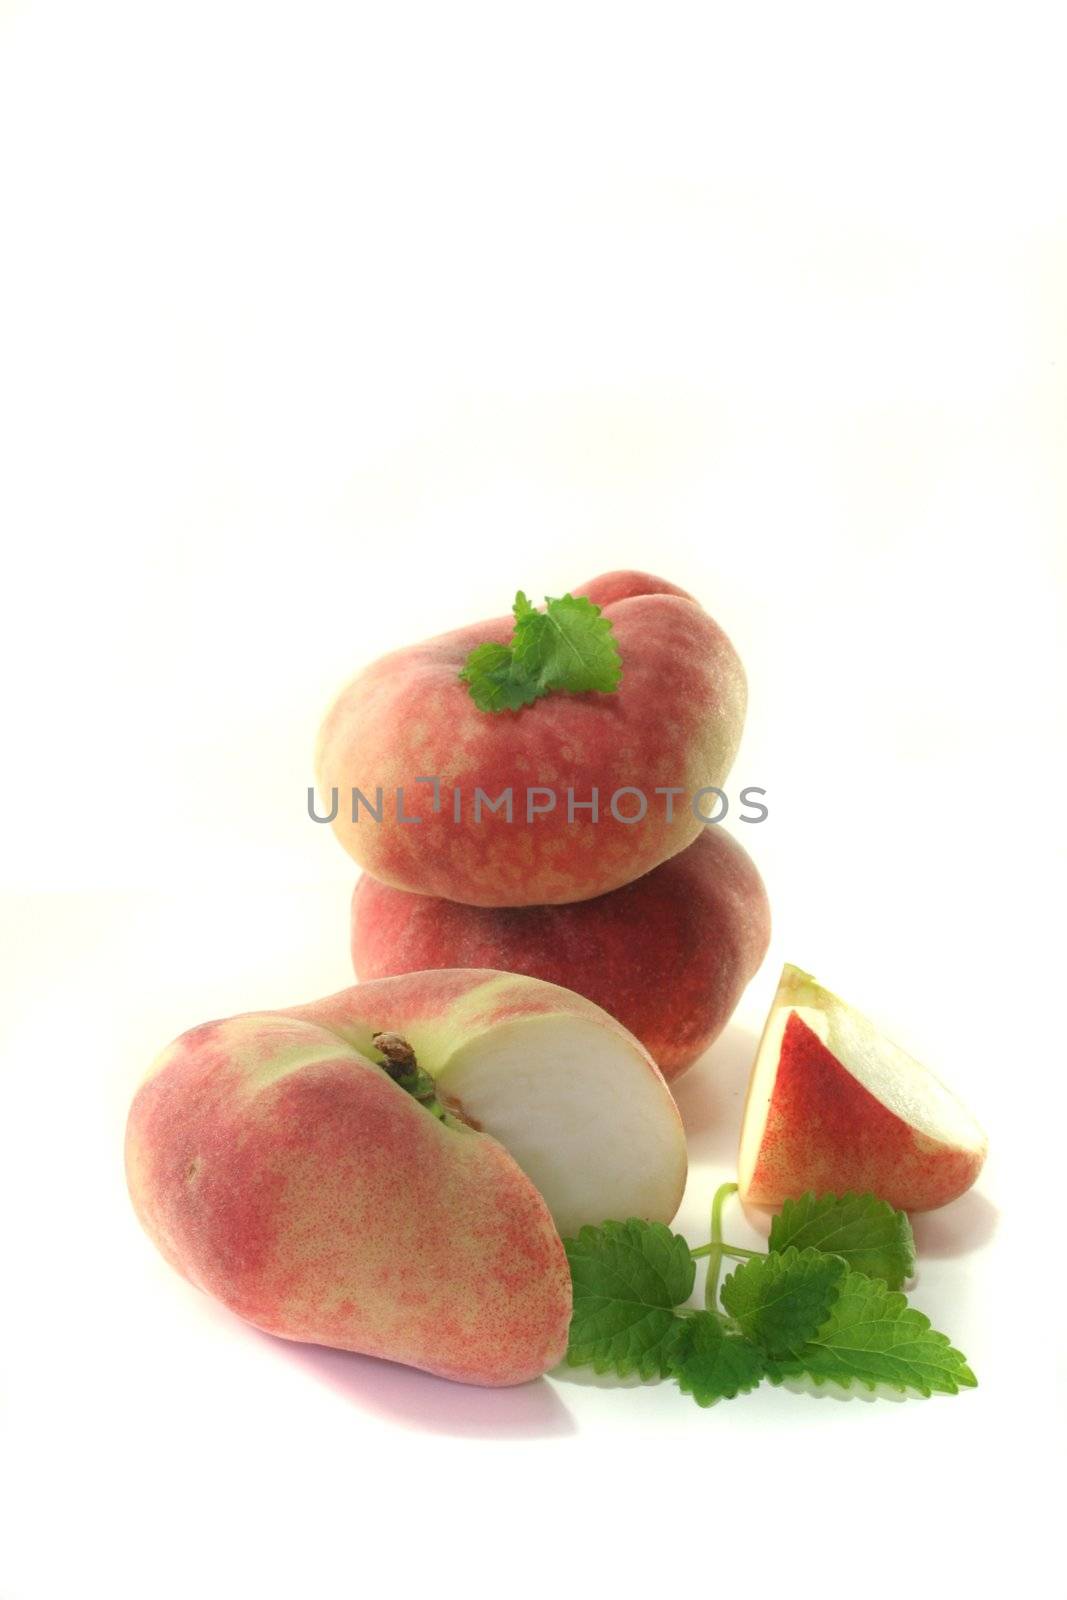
[720,1247,848,1356]
[768,1192,916,1290]
[765,1271,978,1396]
[563,1219,694,1379]
[459,591,622,712]
[667,1313,766,1406]
[455,640,542,712]
[560,1187,977,1411]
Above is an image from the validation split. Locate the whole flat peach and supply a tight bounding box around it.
[315,571,746,905]
[352,828,770,1079]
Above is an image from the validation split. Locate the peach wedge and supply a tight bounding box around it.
[739,964,987,1212]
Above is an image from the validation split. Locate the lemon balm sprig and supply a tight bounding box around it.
[562,1184,973,1407]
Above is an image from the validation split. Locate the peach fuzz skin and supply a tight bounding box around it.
[314,571,747,906]
[125,970,685,1387]
[352,828,771,1080]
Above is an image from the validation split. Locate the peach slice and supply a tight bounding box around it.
[739,964,987,1212]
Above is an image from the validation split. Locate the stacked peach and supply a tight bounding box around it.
[317,570,772,1080]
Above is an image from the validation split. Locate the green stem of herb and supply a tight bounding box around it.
[703,1181,739,1310]
[690,1243,761,1261]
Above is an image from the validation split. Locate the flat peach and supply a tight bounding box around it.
[352,828,771,1079]
[314,571,746,905]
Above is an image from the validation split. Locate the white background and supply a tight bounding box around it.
[1,4,1063,1596]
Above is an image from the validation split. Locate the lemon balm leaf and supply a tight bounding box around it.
[668,1312,766,1406]
[720,1247,848,1356]
[563,1219,695,1379]
[769,1192,916,1290]
[459,591,622,711]
[513,593,622,695]
[456,640,541,712]
[765,1271,978,1395]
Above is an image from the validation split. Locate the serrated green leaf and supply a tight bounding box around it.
[765,1271,978,1396]
[512,593,622,696]
[668,1313,766,1407]
[769,1192,916,1290]
[564,1219,695,1379]
[459,590,622,712]
[457,640,541,712]
[720,1247,848,1356]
